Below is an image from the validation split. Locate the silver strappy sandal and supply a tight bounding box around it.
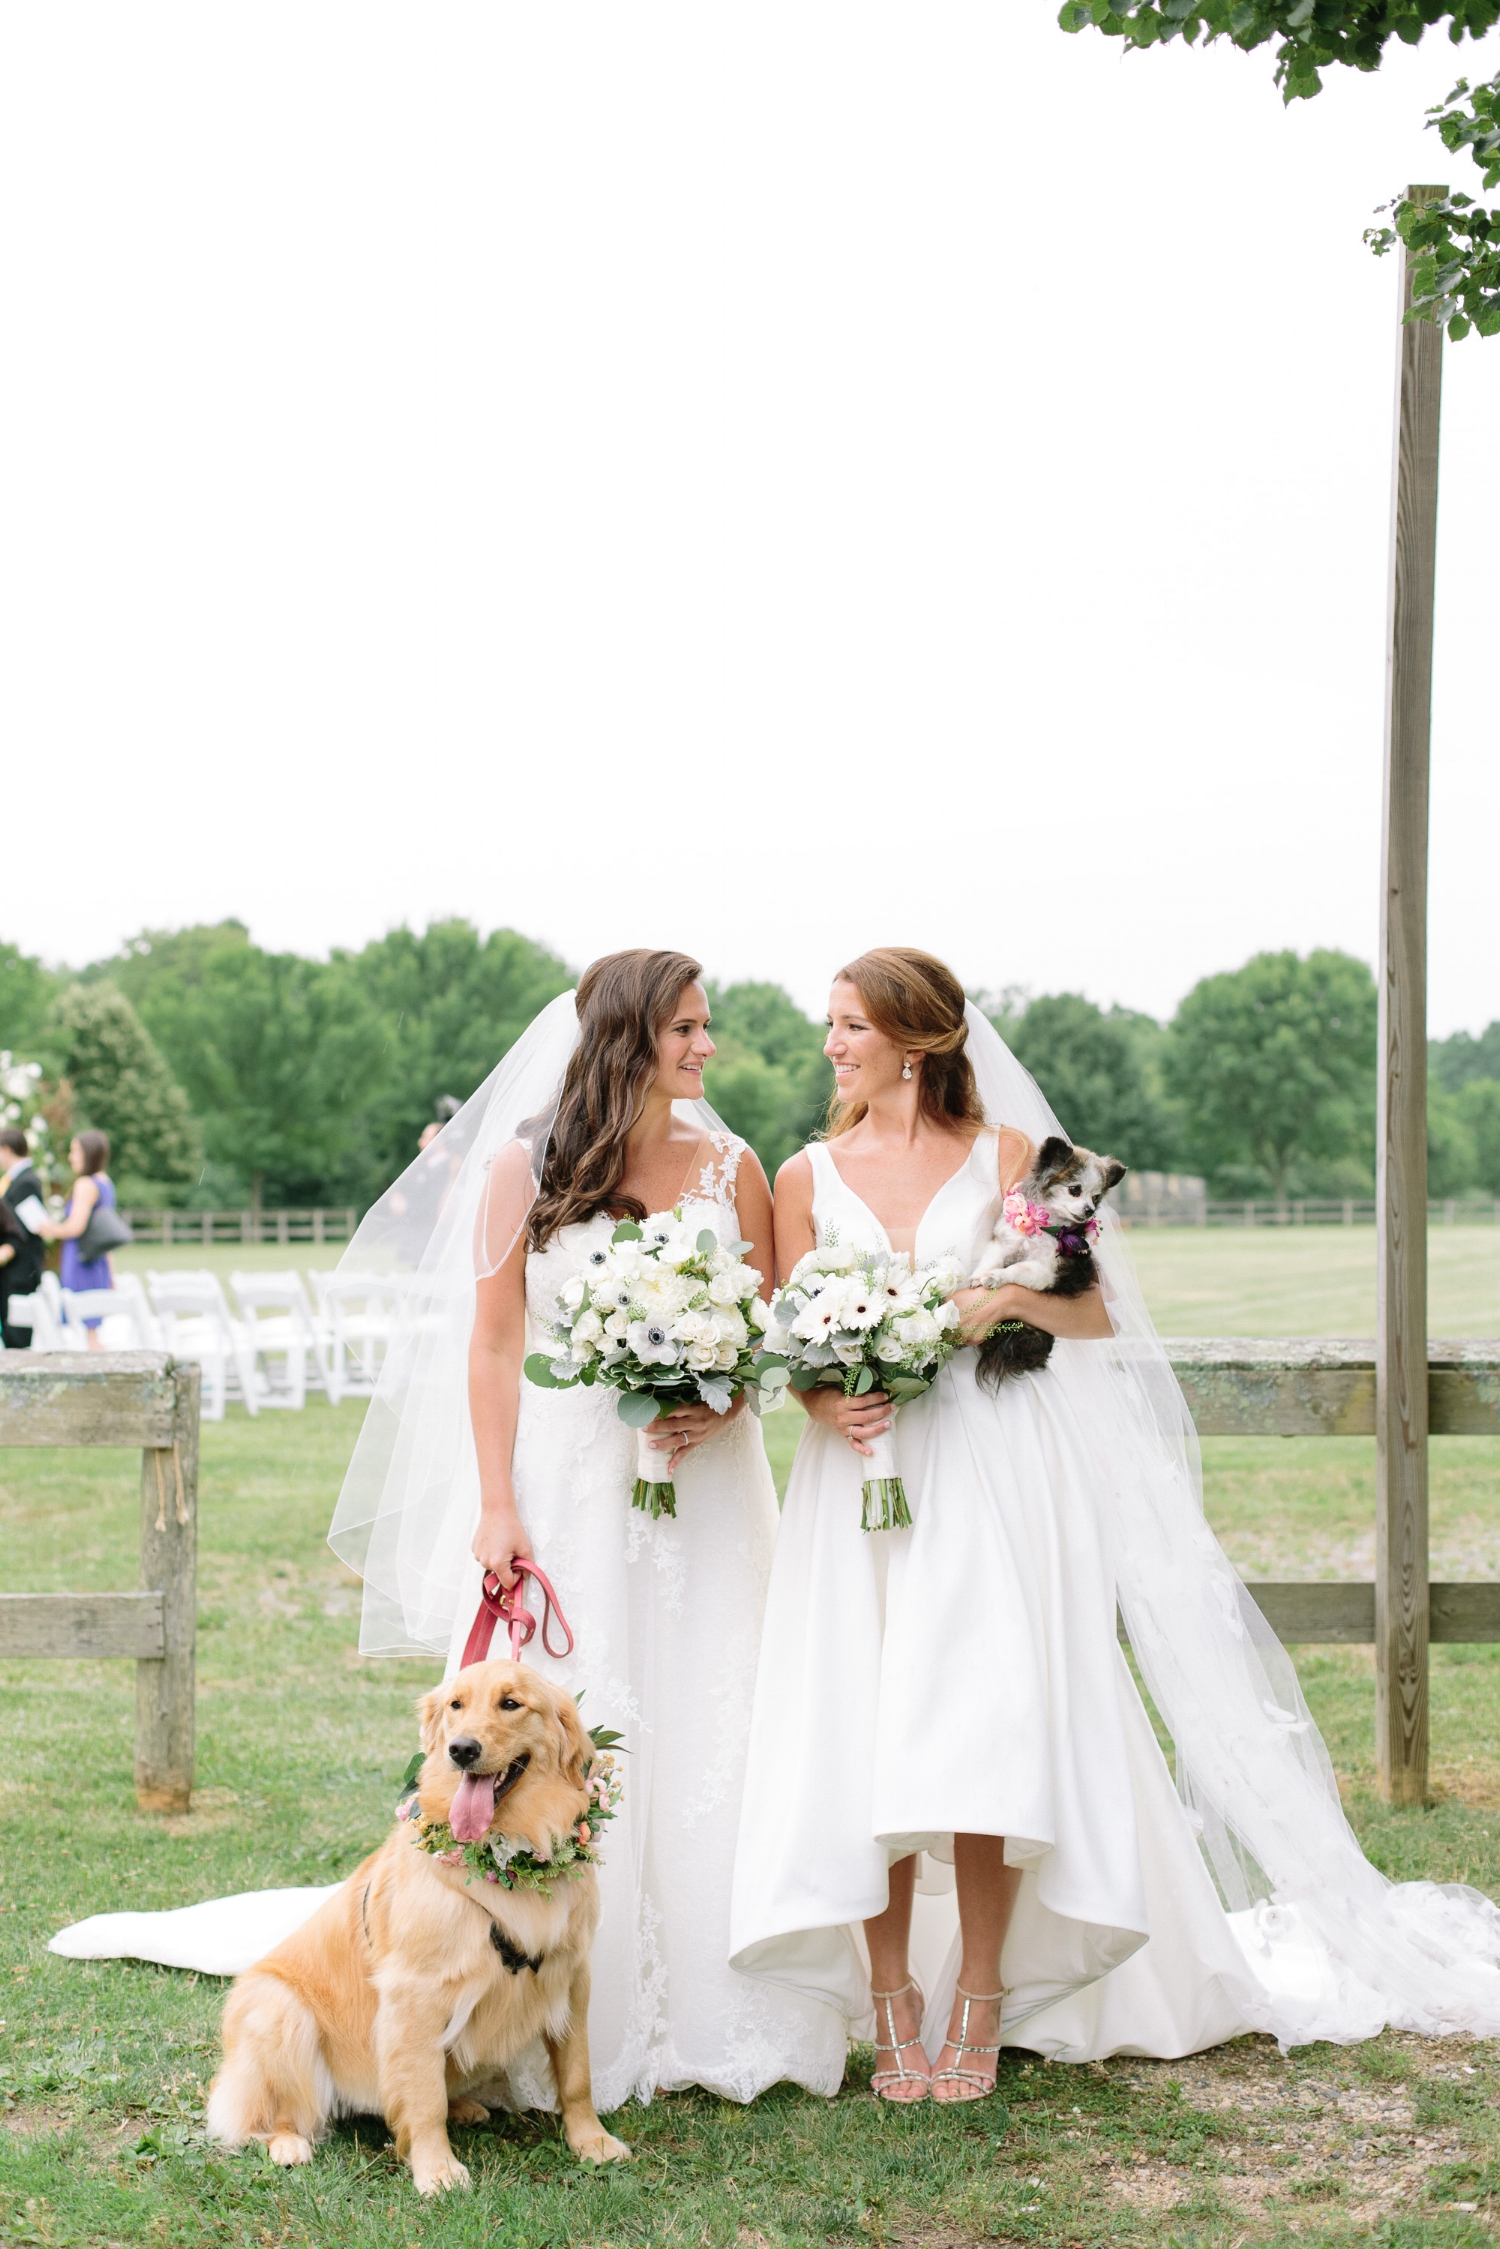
[869,1980,930,2103]
[931,1985,1004,2102]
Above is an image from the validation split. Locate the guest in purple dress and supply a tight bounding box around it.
[42,1131,116,1349]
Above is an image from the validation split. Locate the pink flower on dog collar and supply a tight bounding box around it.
[1002,1191,1052,1237]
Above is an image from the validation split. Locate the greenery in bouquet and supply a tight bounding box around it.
[763,1238,964,1531]
[524,1208,788,1518]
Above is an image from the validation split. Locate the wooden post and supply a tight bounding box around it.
[134,1360,201,1812]
[1375,183,1445,1808]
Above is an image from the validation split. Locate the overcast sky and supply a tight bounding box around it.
[2,5,1496,1031]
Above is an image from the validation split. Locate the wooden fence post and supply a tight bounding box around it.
[134,1360,201,1812]
[1376,183,1445,1809]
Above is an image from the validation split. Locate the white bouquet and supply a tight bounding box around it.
[763,1240,964,1531]
[525,1209,787,1518]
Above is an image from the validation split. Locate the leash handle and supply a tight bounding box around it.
[459,1556,575,1671]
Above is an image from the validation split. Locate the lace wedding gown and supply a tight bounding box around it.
[727,1131,1500,2062]
[52,1133,845,2112]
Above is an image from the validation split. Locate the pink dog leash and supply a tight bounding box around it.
[459,1556,576,1670]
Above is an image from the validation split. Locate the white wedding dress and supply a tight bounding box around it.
[53,1132,845,2113]
[728,1129,1500,2062]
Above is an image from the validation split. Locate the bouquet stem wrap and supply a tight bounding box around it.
[633,1424,677,1520]
[859,1412,910,1533]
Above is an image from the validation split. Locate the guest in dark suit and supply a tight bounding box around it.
[0,1128,48,1349]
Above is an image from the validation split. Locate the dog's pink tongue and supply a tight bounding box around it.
[449,1771,499,1843]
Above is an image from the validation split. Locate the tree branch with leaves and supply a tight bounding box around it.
[1059,1,1500,337]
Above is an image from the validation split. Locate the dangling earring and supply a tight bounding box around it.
[902,1060,913,1080]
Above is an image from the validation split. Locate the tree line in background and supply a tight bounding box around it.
[2,924,1499,1211]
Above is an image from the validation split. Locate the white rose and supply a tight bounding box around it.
[876,1335,906,1362]
[570,1337,598,1363]
[832,1339,865,1366]
[747,1297,770,1332]
[897,1310,939,1348]
[711,1308,747,1348]
[559,1277,585,1310]
[572,1309,604,1344]
[686,1341,719,1370]
[713,1340,739,1370]
[604,1310,631,1340]
[935,1301,962,1332]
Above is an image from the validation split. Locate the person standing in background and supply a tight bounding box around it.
[38,1131,117,1349]
[0,1128,48,1348]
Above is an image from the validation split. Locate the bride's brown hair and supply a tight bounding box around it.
[826,947,985,1139]
[526,949,705,1252]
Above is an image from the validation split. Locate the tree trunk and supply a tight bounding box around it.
[250,1170,264,1222]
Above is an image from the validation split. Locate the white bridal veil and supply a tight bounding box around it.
[958,1001,1500,2046]
[327,989,732,1660]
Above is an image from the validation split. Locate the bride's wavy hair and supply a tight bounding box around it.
[825,947,985,1139]
[526,949,705,1252]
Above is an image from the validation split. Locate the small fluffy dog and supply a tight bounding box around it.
[206,1658,629,2194]
[971,1135,1126,1387]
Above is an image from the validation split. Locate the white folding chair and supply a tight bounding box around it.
[61,1287,151,1350]
[228,1270,329,1408]
[146,1271,263,1419]
[320,1274,402,1404]
[2,1288,70,1349]
[112,1272,165,1348]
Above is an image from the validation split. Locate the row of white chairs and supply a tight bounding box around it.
[2,1269,401,1421]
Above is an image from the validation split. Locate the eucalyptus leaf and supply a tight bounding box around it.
[697,1229,718,1256]
[524,1353,561,1389]
[853,1365,875,1395]
[616,1391,664,1429]
[789,1367,824,1392]
[612,1219,644,1243]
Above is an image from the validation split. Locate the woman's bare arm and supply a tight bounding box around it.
[40,1176,98,1242]
[950,1280,1114,1343]
[468,1235,535,1588]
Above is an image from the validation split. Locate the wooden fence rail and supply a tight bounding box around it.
[1125,1200,1500,1230]
[0,1353,201,1812]
[117,1207,359,1247]
[1161,1339,1500,1682]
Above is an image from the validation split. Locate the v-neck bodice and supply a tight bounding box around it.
[805,1130,1000,1271]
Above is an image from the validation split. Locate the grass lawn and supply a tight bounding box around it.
[3,1231,1499,2245]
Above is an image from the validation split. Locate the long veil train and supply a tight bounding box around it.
[953,1001,1500,2047]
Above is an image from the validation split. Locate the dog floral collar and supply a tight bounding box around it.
[1002,1192,1052,1237]
[395,1722,623,1901]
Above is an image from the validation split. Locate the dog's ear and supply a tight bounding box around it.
[417,1683,450,1758]
[1035,1134,1072,1179]
[554,1692,592,1788]
[1100,1157,1126,1192]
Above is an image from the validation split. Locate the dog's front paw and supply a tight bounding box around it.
[447,2096,490,2127]
[411,2149,472,2196]
[569,2124,631,2165]
[266,2132,314,2167]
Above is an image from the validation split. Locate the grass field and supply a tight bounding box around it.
[3,1230,1499,2246]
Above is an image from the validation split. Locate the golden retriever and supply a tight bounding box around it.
[206,1657,630,2193]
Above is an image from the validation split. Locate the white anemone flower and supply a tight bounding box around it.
[627,1318,682,1367]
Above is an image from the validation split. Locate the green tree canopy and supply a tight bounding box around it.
[1164,949,1378,1203]
[340,921,573,1184]
[123,932,389,1208]
[1001,993,1184,1171]
[45,982,201,1199]
[1432,1016,1500,1089]
[702,982,832,1178]
[0,941,60,1054]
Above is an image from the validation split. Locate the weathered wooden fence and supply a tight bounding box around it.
[1159,1338,1500,1806]
[1125,1200,1500,1230]
[0,1353,201,1812]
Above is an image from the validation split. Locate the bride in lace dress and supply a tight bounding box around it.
[449,950,842,2107]
[53,952,844,2112]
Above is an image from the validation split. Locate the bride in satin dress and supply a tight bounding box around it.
[53,951,844,2115]
[729,946,1500,2093]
